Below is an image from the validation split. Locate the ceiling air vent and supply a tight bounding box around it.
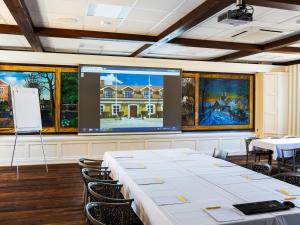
[228,27,286,43]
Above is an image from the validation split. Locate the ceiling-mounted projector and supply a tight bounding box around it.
[218,0,254,26]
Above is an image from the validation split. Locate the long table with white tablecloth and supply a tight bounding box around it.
[250,138,300,159]
[103,148,300,225]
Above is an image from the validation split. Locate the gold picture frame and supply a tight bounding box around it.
[182,72,254,131]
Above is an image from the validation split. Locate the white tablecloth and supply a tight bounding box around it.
[250,138,300,159]
[103,148,300,225]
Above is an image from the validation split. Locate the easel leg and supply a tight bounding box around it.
[40,131,48,173]
[10,133,18,168]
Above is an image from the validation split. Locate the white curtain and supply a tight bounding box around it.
[288,64,300,136]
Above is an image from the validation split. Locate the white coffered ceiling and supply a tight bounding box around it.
[0,0,299,63]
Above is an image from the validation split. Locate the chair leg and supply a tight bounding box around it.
[269,153,272,166]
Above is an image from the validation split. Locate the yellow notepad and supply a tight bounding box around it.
[206,205,221,210]
[278,188,289,195]
[284,196,296,200]
[243,175,253,180]
[155,177,163,183]
[177,195,188,203]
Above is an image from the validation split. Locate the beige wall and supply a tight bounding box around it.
[0,50,286,73]
[0,50,289,165]
[255,72,289,137]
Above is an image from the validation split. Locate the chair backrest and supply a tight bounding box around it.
[88,182,133,204]
[86,202,133,225]
[81,168,115,185]
[244,137,257,153]
[273,173,300,187]
[78,158,106,171]
[251,162,272,176]
[212,148,228,160]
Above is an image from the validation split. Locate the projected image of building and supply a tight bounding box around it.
[0,80,9,102]
[99,73,164,130]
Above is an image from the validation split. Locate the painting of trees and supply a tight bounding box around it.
[60,72,78,127]
[24,72,55,127]
[182,78,195,126]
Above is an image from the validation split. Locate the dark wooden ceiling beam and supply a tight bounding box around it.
[3,24,300,57]
[212,51,258,62]
[3,0,43,52]
[269,46,300,53]
[278,59,300,65]
[248,0,300,11]
[34,27,158,43]
[0,24,21,35]
[132,0,234,57]
[170,38,262,51]
[262,32,300,50]
[218,0,300,11]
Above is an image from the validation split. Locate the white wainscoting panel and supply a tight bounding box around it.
[147,140,172,149]
[172,139,197,150]
[29,144,57,159]
[220,138,245,154]
[197,139,219,154]
[61,143,89,158]
[91,142,117,157]
[0,144,26,161]
[119,141,145,151]
[0,132,254,166]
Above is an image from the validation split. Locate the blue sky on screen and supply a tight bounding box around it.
[0,71,53,99]
[100,73,163,86]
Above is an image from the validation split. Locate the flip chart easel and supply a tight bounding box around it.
[11,87,48,179]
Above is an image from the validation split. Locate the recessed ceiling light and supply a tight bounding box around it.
[87,3,130,19]
[56,17,78,23]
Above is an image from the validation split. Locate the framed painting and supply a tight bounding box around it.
[182,72,254,131]
[198,73,254,130]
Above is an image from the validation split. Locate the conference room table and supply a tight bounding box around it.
[103,148,300,225]
[250,138,300,159]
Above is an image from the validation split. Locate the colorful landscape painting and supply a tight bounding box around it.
[199,74,252,128]
[182,77,195,126]
[99,73,164,131]
[60,72,78,128]
[0,71,55,128]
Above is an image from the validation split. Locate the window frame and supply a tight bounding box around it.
[111,104,121,116]
[146,104,155,115]
[105,90,114,98]
[143,91,151,99]
[100,104,105,114]
[124,91,133,98]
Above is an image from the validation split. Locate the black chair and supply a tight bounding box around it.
[87,182,143,225]
[273,173,300,187]
[244,137,273,165]
[82,168,116,206]
[250,162,272,176]
[86,202,142,225]
[78,158,108,171]
[277,149,300,173]
[212,148,228,161]
[88,182,128,203]
[78,158,109,204]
